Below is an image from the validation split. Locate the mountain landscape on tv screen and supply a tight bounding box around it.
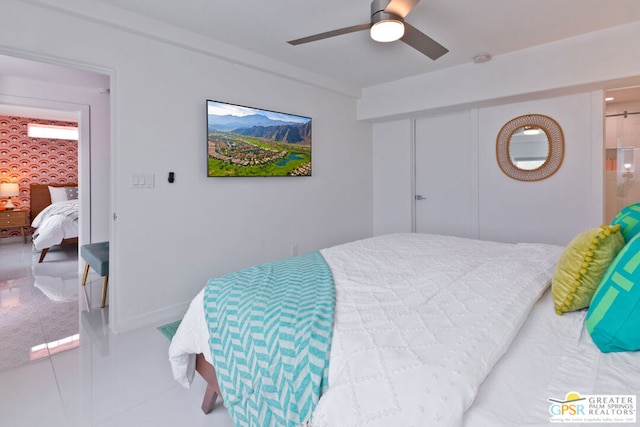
[207,109,312,177]
[207,113,288,132]
[208,114,311,145]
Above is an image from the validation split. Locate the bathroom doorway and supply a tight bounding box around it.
[604,86,640,222]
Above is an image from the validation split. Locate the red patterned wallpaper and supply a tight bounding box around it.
[0,115,78,239]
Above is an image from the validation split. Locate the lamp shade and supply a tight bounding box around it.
[0,183,19,197]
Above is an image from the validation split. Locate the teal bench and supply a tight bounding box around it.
[81,241,109,308]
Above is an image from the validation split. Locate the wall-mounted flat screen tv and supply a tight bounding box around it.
[207,100,312,177]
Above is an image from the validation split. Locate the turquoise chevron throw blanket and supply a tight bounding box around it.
[203,251,335,427]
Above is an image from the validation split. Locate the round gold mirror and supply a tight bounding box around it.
[496,114,564,181]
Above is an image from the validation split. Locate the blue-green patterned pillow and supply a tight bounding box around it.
[586,233,640,353]
[611,203,640,243]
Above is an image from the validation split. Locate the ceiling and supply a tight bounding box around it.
[93,0,640,89]
[2,0,640,122]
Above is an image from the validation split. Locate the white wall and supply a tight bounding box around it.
[372,92,605,246]
[478,93,602,245]
[368,19,637,246]
[1,0,372,332]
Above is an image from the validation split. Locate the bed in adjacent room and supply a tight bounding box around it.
[30,184,79,263]
[168,232,640,426]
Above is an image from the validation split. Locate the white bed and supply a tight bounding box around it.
[29,182,79,264]
[169,233,640,426]
[31,200,78,251]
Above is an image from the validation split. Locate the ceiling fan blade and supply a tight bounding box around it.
[401,22,448,60]
[288,23,371,45]
[384,0,420,18]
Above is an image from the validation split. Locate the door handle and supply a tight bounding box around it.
[415,195,426,201]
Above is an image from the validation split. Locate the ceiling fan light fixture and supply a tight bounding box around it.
[370,19,405,42]
[289,0,449,61]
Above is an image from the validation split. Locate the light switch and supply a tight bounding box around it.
[145,174,154,188]
[132,173,155,189]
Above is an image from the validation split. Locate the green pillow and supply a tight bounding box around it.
[551,224,624,315]
[586,232,640,352]
[611,203,640,243]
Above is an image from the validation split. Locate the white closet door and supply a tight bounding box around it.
[414,111,477,238]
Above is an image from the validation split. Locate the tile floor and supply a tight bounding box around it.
[0,239,234,427]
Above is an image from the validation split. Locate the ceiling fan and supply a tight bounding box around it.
[287,0,448,60]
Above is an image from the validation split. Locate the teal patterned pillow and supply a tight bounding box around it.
[611,203,640,243]
[586,233,640,353]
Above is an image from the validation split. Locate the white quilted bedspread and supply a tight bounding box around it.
[31,200,79,250]
[312,233,562,427]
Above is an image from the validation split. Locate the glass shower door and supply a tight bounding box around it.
[605,107,640,222]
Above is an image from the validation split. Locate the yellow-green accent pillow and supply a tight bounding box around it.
[552,224,625,315]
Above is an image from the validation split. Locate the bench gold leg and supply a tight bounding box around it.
[82,263,90,286]
[101,276,109,308]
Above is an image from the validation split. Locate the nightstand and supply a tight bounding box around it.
[0,210,28,244]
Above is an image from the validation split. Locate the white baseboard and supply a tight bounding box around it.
[111,300,191,334]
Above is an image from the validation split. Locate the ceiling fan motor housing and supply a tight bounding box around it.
[371,0,404,24]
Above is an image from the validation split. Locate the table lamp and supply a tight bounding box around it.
[0,183,19,210]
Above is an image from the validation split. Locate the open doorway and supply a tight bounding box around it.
[0,107,83,372]
[0,54,110,371]
[604,86,640,223]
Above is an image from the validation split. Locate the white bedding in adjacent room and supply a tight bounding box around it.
[168,233,640,426]
[31,200,78,250]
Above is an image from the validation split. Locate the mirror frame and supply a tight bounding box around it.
[496,114,564,182]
